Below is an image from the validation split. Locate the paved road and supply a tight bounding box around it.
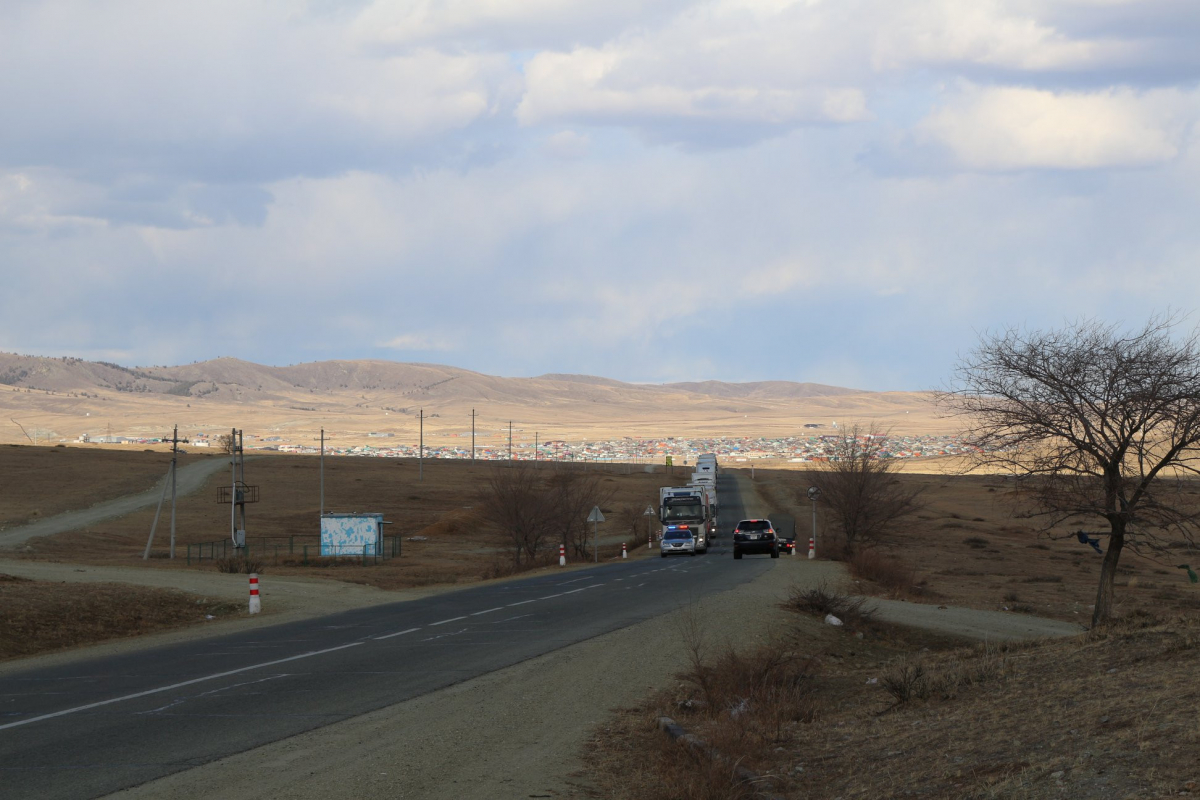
[0,473,774,800]
[0,458,231,548]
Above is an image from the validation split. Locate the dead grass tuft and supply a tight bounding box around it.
[848,549,925,597]
[786,580,874,628]
[215,556,265,574]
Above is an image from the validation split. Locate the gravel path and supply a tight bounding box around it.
[864,597,1086,640]
[0,457,230,548]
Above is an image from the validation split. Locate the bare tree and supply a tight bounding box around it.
[216,433,236,455]
[939,316,1200,627]
[544,470,614,558]
[483,462,552,567]
[803,423,924,557]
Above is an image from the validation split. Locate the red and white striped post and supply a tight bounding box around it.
[558,543,566,567]
[249,573,261,614]
[807,538,815,560]
[621,542,627,559]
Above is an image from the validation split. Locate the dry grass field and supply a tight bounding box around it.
[582,467,1200,799]
[0,444,206,528]
[752,468,1200,622]
[585,611,1200,799]
[0,573,239,661]
[3,447,677,591]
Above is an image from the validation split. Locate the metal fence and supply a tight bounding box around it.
[186,534,401,566]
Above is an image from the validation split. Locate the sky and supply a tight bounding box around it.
[1,0,1198,391]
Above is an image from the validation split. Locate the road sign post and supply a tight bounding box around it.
[587,506,605,563]
[643,505,655,552]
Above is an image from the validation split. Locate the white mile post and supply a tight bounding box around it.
[249,573,261,614]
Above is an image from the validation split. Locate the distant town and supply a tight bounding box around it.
[77,428,969,463]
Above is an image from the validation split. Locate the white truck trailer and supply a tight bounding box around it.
[659,486,711,553]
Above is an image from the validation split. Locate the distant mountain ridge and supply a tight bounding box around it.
[0,353,866,403]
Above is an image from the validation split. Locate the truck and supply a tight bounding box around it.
[689,471,718,518]
[659,486,712,554]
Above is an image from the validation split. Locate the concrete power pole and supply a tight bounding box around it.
[419,408,424,482]
[470,408,476,464]
[169,424,178,559]
[320,427,324,517]
[508,421,513,463]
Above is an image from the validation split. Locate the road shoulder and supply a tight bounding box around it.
[109,555,836,800]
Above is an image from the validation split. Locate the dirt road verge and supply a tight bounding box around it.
[111,556,835,800]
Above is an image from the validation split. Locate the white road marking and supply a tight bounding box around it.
[555,576,591,586]
[0,641,364,732]
[506,599,538,607]
[471,607,503,616]
[430,616,468,626]
[563,583,604,594]
[539,593,563,600]
[374,627,420,640]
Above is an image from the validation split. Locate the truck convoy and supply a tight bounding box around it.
[658,454,720,554]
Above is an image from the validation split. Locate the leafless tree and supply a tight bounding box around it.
[216,433,236,455]
[938,315,1200,627]
[803,423,925,557]
[484,462,552,567]
[544,470,614,558]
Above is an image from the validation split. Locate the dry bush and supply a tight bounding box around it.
[786,581,874,628]
[215,556,265,574]
[848,549,921,596]
[678,608,818,741]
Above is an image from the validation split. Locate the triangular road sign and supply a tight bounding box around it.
[587,506,605,523]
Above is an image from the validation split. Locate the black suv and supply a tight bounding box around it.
[732,519,779,559]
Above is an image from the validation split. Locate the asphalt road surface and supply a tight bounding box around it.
[0,473,772,800]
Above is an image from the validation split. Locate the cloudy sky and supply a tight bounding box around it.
[2,0,1198,390]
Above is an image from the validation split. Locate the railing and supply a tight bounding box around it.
[186,534,400,566]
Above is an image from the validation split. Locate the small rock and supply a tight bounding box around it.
[1051,771,1064,780]
[1100,716,1110,724]
[825,614,843,626]
[866,677,878,685]
[855,631,864,639]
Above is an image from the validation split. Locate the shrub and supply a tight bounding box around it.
[848,549,921,597]
[215,557,265,574]
[787,581,874,628]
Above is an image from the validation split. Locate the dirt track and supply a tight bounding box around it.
[0,457,231,548]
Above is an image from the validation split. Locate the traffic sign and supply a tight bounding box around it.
[587,506,605,523]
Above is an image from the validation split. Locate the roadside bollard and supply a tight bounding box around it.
[807,538,815,560]
[249,573,261,614]
[621,542,627,559]
[559,544,566,567]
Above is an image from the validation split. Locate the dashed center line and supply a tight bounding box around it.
[471,607,503,616]
[374,627,420,641]
[430,616,468,626]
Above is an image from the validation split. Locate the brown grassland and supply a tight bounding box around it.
[0,444,207,529]
[582,468,1200,799]
[4,448,1200,796]
[0,573,239,661]
[4,446,677,591]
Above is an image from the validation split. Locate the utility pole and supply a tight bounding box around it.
[142,425,179,560]
[508,421,513,463]
[320,427,325,517]
[470,408,476,463]
[419,409,424,481]
[169,424,178,559]
[535,432,538,463]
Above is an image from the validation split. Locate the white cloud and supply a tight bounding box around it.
[918,85,1191,170]
[377,333,456,351]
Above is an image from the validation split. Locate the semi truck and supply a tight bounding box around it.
[659,485,712,554]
